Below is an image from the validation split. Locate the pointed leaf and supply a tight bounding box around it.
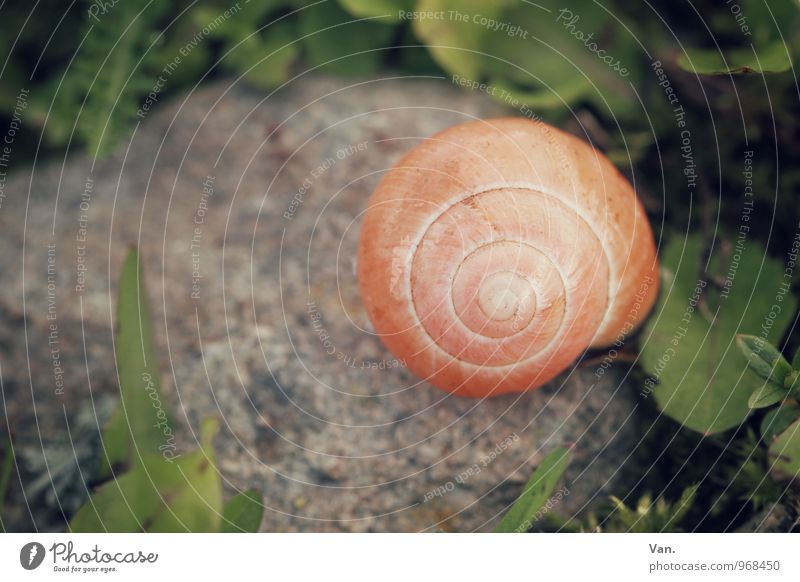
[748,382,790,410]
[222,490,264,533]
[71,419,221,532]
[146,418,222,533]
[494,447,571,533]
[97,406,130,478]
[736,334,792,385]
[111,249,174,465]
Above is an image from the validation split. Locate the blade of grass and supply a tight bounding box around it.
[494,447,572,533]
[101,248,173,474]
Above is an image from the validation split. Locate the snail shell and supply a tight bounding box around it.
[357,118,659,397]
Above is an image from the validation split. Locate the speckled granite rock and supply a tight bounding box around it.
[0,76,644,532]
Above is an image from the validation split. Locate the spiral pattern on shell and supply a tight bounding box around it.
[357,118,659,397]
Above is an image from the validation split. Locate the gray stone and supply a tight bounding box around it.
[0,76,643,532]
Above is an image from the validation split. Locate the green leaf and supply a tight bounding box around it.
[192,1,281,42]
[488,75,592,110]
[678,41,793,75]
[414,0,640,117]
[494,447,571,533]
[678,0,798,75]
[641,236,797,434]
[737,335,793,409]
[97,406,130,478]
[748,382,790,409]
[761,404,800,442]
[298,1,394,76]
[768,418,800,481]
[792,346,800,370]
[736,335,793,385]
[338,0,412,21]
[413,0,504,80]
[106,249,174,468]
[222,20,298,91]
[71,418,222,532]
[786,370,800,393]
[199,1,299,91]
[222,490,264,533]
[146,16,212,87]
[728,0,799,47]
[395,26,444,75]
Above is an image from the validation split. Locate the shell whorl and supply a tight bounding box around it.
[358,118,659,397]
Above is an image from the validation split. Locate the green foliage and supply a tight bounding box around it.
[641,235,797,434]
[3,0,799,158]
[733,336,800,482]
[594,486,699,533]
[678,42,793,75]
[738,333,800,409]
[629,420,786,531]
[414,0,638,117]
[705,430,783,515]
[99,406,132,479]
[222,490,265,533]
[718,451,782,513]
[678,0,799,75]
[224,23,298,91]
[339,0,414,21]
[57,1,168,156]
[71,419,222,532]
[298,1,395,76]
[494,447,571,533]
[99,248,173,476]
[769,418,800,481]
[748,381,792,410]
[70,248,263,532]
[762,404,800,442]
[737,335,793,389]
[194,1,299,91]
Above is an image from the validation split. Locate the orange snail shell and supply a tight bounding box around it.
[357,118,659,397]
